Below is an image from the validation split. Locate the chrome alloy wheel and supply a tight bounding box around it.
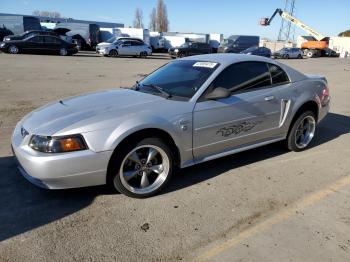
[117,145,170,195]
[295,115,316,149]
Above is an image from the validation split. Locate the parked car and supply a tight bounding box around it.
[218,35,259,53]
[12,54,330,198]
[0,27,13,41]
[240,46,272,57]
[96,36,144,51]
[0,35,78,55]
[273,47,303,59]
[168,42,212,58]
[97,38,151,58]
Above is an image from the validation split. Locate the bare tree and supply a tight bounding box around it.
[149,8,157,31]
[156,0,169,32]
[32,10,61,18]
[133,8,144,28]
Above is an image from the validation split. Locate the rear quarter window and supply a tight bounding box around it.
[268,64,290,85]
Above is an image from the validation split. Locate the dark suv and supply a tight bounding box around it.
[169,42,212,58]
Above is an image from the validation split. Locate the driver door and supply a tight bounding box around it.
[24,36,44,54]
[118,40,132,55]
[193,61,284,161]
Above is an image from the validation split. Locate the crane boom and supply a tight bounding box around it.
[261,9,326,41]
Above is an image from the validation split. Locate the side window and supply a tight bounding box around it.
[123,40,131,46]
[212,62,271,93]
[28,36,42,43]
[46,36,60,43]
[268,64,290,85]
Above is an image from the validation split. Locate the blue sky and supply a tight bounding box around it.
[1,0,349,39]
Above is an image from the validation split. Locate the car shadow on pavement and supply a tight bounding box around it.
[0,156,112,242]
[163,112,350,194]
[0,113,348,241]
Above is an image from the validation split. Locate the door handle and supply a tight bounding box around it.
[264,96,275,101]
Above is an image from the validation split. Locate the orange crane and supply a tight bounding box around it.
[260,9,332,57]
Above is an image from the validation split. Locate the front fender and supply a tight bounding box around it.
[83,112,193,167]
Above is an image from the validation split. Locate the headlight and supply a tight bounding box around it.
[247,52,252,55]
[0,43,5,47]
[174,48,179,53]
[29,135,87,153]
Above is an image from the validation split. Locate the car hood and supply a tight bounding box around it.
[97,42,112,48]
[21,89,166,136]
[4,36,23,41]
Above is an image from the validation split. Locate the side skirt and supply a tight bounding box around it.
[181,137,285,168]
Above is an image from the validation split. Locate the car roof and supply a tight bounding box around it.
[181,53,273,66]
[180,53,307,82]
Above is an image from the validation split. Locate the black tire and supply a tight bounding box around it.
[8,45,19,54]
[109,49,118,57]
[139,51,147,58]
[285,54,289,59]
[298,54,302,59]
[108,137,174,198]
[286,111,316,152]
[59,48,68,56]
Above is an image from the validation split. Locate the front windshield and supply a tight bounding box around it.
[138,60,219,99]
[106,36,116,43]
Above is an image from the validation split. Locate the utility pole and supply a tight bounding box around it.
[277,0,296,42]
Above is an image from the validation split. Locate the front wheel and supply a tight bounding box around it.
[286,111,316,152]
[139,51,147,58]
[8,45,19,54]
[109,49,118,57]
[110,137,174,198]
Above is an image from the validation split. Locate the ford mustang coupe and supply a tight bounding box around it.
[12,54,330,198]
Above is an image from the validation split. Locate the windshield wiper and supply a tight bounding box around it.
[141,83,172,98]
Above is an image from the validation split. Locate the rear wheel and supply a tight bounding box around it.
[286,111,316,152]
[59,48,68,56]
[297,54,303,59]
[109,49,118,57]
[306,50,314,58]
[139,51,147,58]
[8,45,19,54]
[110,137,174,198]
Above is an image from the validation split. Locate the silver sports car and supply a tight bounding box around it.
[12,54,330,198]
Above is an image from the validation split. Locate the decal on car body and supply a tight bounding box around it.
[216,121,263,137]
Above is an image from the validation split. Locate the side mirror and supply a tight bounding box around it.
[205,87,231,100]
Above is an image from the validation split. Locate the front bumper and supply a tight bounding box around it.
[97,48,109,55]
[11,123,112,189]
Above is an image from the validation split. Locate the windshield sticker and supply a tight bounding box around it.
[193,62,218,68]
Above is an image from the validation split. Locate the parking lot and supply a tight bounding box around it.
[0,53,350,261]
